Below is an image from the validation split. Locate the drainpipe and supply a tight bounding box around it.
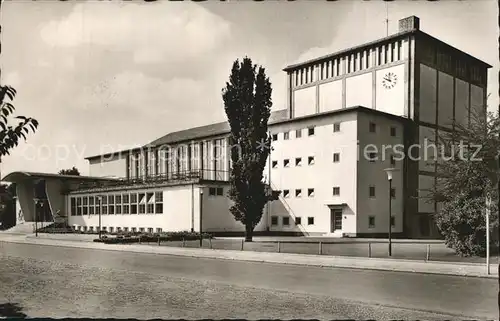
[191,183,194,232]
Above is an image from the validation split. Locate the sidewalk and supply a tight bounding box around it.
[0,233,496,279]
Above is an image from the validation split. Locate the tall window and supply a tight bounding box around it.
[155,192,163,214]
[139,193,146,214]
[147,193,154,214]
[70,198,76,216]
[89,196,95,215]
[123,194,130,214]
[130,193,138,214]
[102,196,108,214]
[115,194,122,214]
[108,195,115,214]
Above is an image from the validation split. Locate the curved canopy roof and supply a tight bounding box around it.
[2,171,120,183]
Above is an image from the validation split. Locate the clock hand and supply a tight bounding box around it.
[383,77,392,83]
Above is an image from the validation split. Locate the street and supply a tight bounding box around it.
[0,241,497,319]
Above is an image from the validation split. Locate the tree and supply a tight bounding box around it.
[222,57,279,242]
[427,108,500,256]
[58,167,80,176]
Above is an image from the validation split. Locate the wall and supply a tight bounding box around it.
[266,112,358,235]
[293,86,316,117]
[45,179,64,220]
[89,153,127,178]
[418,64,437,124]
[68,184,197,232]
[375,64,406,116]
[318,80,342,113]
[356,112,404,234]
[16,181,35,222]
[346,72,372,109]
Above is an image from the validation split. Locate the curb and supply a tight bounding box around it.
[0,236,496,279]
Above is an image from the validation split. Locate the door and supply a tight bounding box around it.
[330,209,343,233]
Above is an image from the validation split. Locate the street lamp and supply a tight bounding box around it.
[384,167,398,256]
[33,198,42,237]
[199,188,203,247]
[97,196,102,239]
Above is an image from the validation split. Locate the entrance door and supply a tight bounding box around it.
[330,209,343,233]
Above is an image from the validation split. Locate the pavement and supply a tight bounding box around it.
[0,232,497,279]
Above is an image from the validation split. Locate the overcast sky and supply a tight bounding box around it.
[0,0,497,176]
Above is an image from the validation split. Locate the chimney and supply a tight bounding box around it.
[398,16,420,32]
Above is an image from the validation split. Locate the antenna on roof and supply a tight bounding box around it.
[385,1,389,37]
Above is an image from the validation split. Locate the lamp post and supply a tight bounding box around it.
[486,192,491,275]
[33,198,39,237]
[384,168,398,256]
[97,196,102,239]
[199,188,204,247]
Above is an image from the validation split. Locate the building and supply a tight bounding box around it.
[3,16,490,238]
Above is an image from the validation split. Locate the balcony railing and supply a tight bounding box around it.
[72,170,230,192]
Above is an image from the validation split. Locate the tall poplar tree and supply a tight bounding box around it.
[222,57,277,242]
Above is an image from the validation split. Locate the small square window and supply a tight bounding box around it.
[295,189,302,197]
[333,187,340,195]
[368,152,377,162]
[283,217,290,226]
[283,189,290,198]
[272,160,278,168]
[139,227,145,232]
[295,157,302,166]
[308,156,315,165]
[368,216,375,228]
[369,186,376,198]
[272,134,278,141]
[296,129,302,138]
[284,159,290,167]
[391,188,396,199]
[284,132,290,140]
[308,217,315,225]
[271,216,279,226]
[148,227,154,233]
[209,187,216,196]
[369,122,376,133]
[123,227,129,232]
[216,187,224,196]
[308,127,315,136]
[156,228,163,233]
[131,227,137,232]
[333,122,341,132]
[390,127,397,137]
[307,188,315,197]
[333,153,340,163]
[295,217,301,225]
[391,216,395,227]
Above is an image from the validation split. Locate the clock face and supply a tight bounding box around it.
[382,72,398,89]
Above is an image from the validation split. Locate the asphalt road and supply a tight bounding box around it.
[0,242,497,319]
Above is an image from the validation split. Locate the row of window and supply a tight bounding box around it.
[74,225,162,234]
[208,187,224,196]
[369,186,396,198]
[270,215,396,228]
[70,192,164,216]
[279,187,341,198]
[272,152,396,169]
[271,123,397,141]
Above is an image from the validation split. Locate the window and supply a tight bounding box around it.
[390,126,397,137]
[391,188,396,199]
[308,217,315,225]
[308,127,315,136]
[284,132,290,140]
[70,198,76,216]
[124,227,129,232]
[369,122,376,133]
[308,156,315,165]
[307,188,315,197]
[283,217,290,226]
[139,193,146,214]
[296,129,302,138]
[333,122,341,132]
[295,189,302,197]
[295,217,301,225]
[76,197,82,215]
[284,159,290,167]
[272,161,278,169]
[216,187,224,196]
[390,155,396,166]
[369,186,376,198]
[272,134,278,141]
[148,228,154,233]
[333,187,340,195]
[130,193,138,214]
[155,191,163,214]
[109,227,114,233]
[368,216,375,228]
[295,157,302,166]
[271,216,279,226]
[131,227,137,233]
[146,193,154,214]
[209,187,216,196]
[139,228,145,232]
[283,189,290,198]
[333,153,340,163]
[156,228,163,233]
[368,152,377,163]
[390,216,395,227]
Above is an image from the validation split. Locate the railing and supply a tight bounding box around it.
[73,170,230,192]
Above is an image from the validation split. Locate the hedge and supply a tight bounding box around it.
[93,231,213,244]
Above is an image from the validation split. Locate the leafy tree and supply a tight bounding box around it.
[427,108,500,256]
[222,57,279,242]
[58,167,80,176]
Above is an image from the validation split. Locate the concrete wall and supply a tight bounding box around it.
[16,181,35,222]
[45,179,65,220]
[375,64,406,116]
[356,112,404,234]
[89,153,127,178]
[346,72,372,109]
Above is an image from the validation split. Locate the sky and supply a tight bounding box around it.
[0,0,497,177]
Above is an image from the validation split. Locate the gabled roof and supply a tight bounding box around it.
[2,171,120,183]
[145,109,289,147]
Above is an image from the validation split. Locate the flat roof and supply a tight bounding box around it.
[2,171,120,183]
[283,29,492,72]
